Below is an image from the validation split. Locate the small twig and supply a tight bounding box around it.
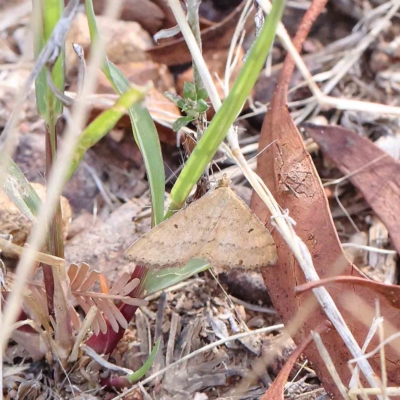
[0,237,66,268]
[230,295,277,315]
[68,306,98,363]
[349,388,400,396]
[144,278,205,301]
[376,301,388,400]
[334,183,360,234]
[165,312,179,367]
[82,344,134,374]
[341,244,397,256]
[224,0,254,95]
[311,330,351,400]
[72,43,86,96]
[322,154,388,187]
[45,67,74,107]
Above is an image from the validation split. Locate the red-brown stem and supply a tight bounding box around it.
[100,375,130,389]
[85,265,148,354]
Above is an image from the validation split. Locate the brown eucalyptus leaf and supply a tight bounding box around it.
[251,0,400,396]
[303,123,400,255]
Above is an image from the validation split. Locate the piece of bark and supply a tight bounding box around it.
[303,123,400,255]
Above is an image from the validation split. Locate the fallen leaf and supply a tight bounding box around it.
[146,2,253,66]
[125,178,277,272]
[250,0,400,396]
[303,123,400,255]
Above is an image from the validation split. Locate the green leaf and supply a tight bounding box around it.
[85,0,165,226]
[194,99,209,113]
[126,337,161,383]
[173,116,194,131]
[1,153,41,221]
[197,88,208,101]
[33,0,64,124]
[183,81,197,101]
[164,91,185,109]
[166,0,285,216]
[67,87,146,180]
[144,259,210,295]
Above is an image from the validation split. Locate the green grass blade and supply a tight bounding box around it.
[85,0,165,226]
[167,0,285,216]
[143,259,210,295]
[67,87,146,180]
[33,0,64,124]
[1,153,41,221]
[126,337,161,383]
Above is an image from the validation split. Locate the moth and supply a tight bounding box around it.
[125,178,277,273]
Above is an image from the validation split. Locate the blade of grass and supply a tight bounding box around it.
[1,154,41,221]
[166,0,285,217]
[33,0,64,124]
[126,337,161,383]
[67,87,147,180]
[143,259,210,295]
[85,0,165,226]
[33,0,70,345]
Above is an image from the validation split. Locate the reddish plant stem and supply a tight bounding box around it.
[85,265,148,354]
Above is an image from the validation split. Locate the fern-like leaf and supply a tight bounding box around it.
[67,263,147,335]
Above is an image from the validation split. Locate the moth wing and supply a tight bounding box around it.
[199,187,277,272]
[125,190,226,269]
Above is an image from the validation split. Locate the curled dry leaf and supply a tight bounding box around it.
[146,2,254,66]
[251,0,400,396]
[303,123,400,255]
